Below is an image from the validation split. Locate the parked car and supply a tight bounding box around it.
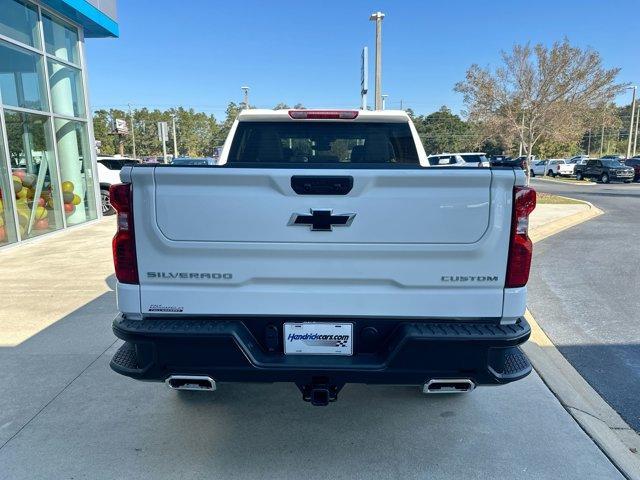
[558,155,588,176]
[601,154,624,161]
[530,160,548,177]
[170,157,216,166]
[109,108,535,405]
[426,152,489,167]
[212,146,224,160]
[96,156,140,215]
[427,153,466,166]
[575,159,635,183]
[458,152,491,167]
[623,157,640,181]
[530,159,565,177]
[490,156,527,169]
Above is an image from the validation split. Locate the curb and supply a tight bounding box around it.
[523,311,640,479]
[530,200,603,243]
[532,176,596,186]
[528,201,640,479]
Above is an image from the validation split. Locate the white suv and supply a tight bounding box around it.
[427,152,490,167]
[96,156,139,215]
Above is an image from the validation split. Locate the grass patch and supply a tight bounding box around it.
[536,192,584,204]
[536,175,592,184]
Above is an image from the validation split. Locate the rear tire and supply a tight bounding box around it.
[576,172,583,181]
[600,173,609,184]
[547,170,555,178]
[101,188,115,216]
[530,169,535,177]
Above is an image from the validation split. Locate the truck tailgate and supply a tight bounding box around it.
[129,166,515,319]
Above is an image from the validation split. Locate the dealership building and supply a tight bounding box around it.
[0,0,118,248]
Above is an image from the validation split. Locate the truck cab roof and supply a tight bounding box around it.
[237,109,411,123]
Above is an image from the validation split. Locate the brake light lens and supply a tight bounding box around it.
[110,183,138,284]
[506,186,536,288]
[288,110,359,120]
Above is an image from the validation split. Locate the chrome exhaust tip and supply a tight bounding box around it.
[166,375,216,391]
[423,379,475,394]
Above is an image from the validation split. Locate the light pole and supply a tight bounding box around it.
[171,113,178,159]
[128,103,136,159]
[241,86,250,110]
[626,85,636,159]
[381,94,388,110]
[369,11,385,110]
[634,101,639,157]
[587,129,591,156]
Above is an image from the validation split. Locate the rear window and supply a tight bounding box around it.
[227,121,419,165]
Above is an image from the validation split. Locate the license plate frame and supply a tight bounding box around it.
[283,322,353,356]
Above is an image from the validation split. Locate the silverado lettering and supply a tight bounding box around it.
[147,272,233,279]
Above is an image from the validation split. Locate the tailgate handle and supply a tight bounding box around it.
[291,176,353,195]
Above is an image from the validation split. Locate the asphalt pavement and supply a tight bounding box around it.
[529,178,640,432]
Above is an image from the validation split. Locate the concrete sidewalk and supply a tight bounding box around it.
[0,213,624,479]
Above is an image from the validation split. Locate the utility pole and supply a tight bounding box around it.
[587,129,591,156]
[400,99,403,110]
[128,103,136,159]
[171,114,178,159]
[634,101,639,157]
[381,94,388,110]
[241,86,250,110]
[360,47,368,110]
[626,85,636,159]
[369,11,385,110]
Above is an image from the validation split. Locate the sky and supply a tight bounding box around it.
[84,0,640,120]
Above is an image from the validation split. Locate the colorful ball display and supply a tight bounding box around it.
[35,206,48,220]
[72,194,81,206]
[62,191,74,204]
[34,218,49,230]
[22,173,37,187]
[62,181,75,193]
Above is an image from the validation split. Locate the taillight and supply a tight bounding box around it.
[505,186,536,288]
[288,110,359,120]
[110,183,138,284]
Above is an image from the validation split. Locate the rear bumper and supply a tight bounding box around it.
[111,315,531,387]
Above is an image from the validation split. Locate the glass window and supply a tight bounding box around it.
[4,110,64,239]
[54,119,97,225]
[0,41,48,111]
[228,122,419,165]
[42,13,79,65]
[0,125,19,245]
[0,0,40,48]
[47,59,85,117]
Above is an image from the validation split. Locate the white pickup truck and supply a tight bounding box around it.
[109,109,535,406]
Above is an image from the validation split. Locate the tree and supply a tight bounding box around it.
[413,106,475,154]
[455,39,625,162]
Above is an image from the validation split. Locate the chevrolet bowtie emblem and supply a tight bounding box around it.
[288,209,356,232]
